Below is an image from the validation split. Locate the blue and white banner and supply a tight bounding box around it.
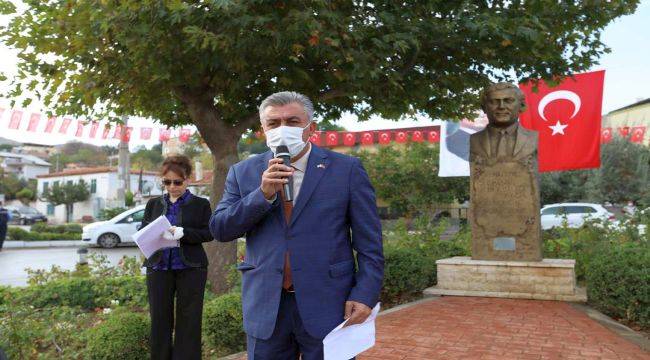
[438,116,488,177]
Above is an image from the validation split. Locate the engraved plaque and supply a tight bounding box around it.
[469,160,542,261]
[493,237,516,251]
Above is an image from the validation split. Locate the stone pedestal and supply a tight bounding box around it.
[424,256,586,302]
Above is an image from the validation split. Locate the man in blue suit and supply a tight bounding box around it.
[210,91,384,359]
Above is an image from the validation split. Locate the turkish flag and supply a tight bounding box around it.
[27,113,41,132]
[44,117,57,133]
[159,128,172,142]
[309,131,322,145]
[8,110,23,129]
[343,132,356,146]
[412,131,424,143]
[378,131,391,145]
[601,128,612,144]
[59,118,72,134]
[361,132,374,145]
[427,130,439,143]
[520,70,604,172]
[140,127,152,140]
[618,127,630,138]
[102,125,111,139]
[326,132,339,146]
[630,126,646,143]
[179,128,191,143]
[395,131,408,143]
[121,127,133,142]
[113,124,123,139]
[75,121,85,137]
[89,122,99,138]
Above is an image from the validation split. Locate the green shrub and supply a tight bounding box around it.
[19,277,98,309]
[99,207,127,220]
[31,223,83,234]
[381,245,433,306]
[586,242,650,329]
[94,276,148,308]
[85,311,150,360]
[203,292,245,356]
[6,226,81,240]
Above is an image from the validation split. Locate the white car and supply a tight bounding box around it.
[82,205,146,248]
[540,203,615,230]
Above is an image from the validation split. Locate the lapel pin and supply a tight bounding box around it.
[317,163,326,169]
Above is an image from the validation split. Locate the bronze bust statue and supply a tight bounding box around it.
[470,82,538,166]
[469,82,542,262]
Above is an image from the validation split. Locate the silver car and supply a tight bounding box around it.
[81,205,145,248]
[540,203,615,230]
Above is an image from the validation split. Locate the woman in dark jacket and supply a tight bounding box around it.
[140,155,213,360]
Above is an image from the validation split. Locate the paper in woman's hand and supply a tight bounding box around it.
[132,216,178,258]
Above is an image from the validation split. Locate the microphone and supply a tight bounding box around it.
[275,145,293,202]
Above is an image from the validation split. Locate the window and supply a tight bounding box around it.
[541,207,561,216]
[566,206,589,214]
[131,210,145,222]
[47,204,54,215]
[43,181,49,192]
[53,180,60,187]
[90,179,97,194]
[67,180,73,186]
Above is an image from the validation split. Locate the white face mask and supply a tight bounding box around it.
[265,122,311,157]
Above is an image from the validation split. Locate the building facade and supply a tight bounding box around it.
[0,151,51,180]
[36,167,163,223]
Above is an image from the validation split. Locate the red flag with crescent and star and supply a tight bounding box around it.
[326,131,339,146]
[630,126,646,144]
[343,132,356,146]
[601,128,612,144]
[378,131,391,145]
[360,132,374,145]
[309,131,322,146]
[519,70,604,172]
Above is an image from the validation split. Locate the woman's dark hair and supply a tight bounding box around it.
[161,154,192,179]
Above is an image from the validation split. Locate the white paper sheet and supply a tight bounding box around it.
[132,215,177,258]
[323,303,381,360]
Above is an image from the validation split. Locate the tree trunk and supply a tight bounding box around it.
[181,92,257,294]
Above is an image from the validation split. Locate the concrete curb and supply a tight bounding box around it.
[3,240,86,249]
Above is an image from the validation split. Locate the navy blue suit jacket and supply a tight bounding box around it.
[210,145,384,340]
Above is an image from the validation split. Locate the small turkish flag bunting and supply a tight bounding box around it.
[89,122,99,138]
[601,128,612,144]
[412,131,424,142]
[9,110,23,130]
[27,113,41,132]
[309,131,322,145]
[630,126,646,143]
[44,117,57,133]
[59,118,72,134]
[326,131,339,146]
[140,127,152,140]
[361,132,374,145]
[378,131,391,145]
[427,130,439,143]
[343,132,356,146]
[395,131,408,143]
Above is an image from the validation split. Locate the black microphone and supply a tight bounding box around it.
[275,145,293,202]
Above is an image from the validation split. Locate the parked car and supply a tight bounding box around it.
[6,205,48,225]
[82,205,145,248]
[540,203,615,230]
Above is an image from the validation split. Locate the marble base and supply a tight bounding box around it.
[424,256,587,302]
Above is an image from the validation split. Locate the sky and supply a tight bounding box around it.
[1,0,649,148]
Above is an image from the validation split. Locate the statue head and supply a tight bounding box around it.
[480,82,526,128]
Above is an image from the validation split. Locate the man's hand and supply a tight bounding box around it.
[261,158,294,200]
[343,301,372,327]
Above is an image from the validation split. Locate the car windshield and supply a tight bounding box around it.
[110,208,142,222]
[19,207,39,214]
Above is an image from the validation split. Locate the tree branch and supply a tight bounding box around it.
[234,112,260,134]
[318,89,347,102]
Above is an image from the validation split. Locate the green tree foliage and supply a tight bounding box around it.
[41,181,90,223]
[1,0,637,292]
[357,143,468,218]
[0,170,35,200]
[50,142,110,170]
[15,188,35,204]
[130,144,164,171]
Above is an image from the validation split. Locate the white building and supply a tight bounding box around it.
[36,167,163,223]
[0,151,51,180]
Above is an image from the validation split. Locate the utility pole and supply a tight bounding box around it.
[116,116,130,207]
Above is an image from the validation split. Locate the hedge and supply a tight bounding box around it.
[203,292,246,357]
[586,242,650,329]
[7,227,81,241]
[85,311,150,360]
[31,223,83,234]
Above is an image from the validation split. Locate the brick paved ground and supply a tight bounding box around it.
[229,296,649,359]
[360,297,649,360]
